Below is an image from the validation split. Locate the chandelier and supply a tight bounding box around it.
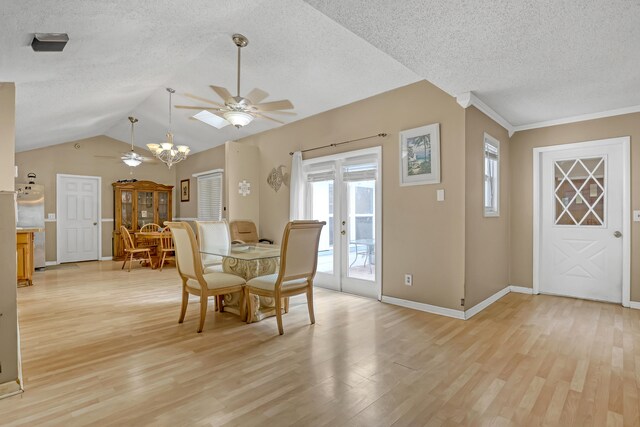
[147,88,190,168]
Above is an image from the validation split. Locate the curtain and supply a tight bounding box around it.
[289,151,306,220]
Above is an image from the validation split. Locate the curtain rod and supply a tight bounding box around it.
[289,133,387,156]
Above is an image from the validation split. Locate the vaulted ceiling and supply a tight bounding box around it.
[2,0,638,154]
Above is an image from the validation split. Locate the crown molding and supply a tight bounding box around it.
[513,104,640,133]
[456,92,515,137]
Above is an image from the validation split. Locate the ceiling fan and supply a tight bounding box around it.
[95,116,157,167]
[175,33,295,129]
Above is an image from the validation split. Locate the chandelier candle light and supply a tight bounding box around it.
[147,88,190,168]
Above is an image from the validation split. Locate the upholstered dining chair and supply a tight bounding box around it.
[229,220,273,244]
[157,228,175,271]
[244,220,325,335]
[196,220,231,273]
[166,221,246,333]
[120,226,153,271]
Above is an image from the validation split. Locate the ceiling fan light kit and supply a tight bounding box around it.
[122,116,142,167]
[147,88,190,168]
[175,33,295,130]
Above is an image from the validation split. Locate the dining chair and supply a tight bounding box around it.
[166,221,246,333]
[120,226,153,271]
[244,220,325,335]
[139,223,161,232]
[229,220,274,244]
[196,220,231,273]
[157,228,175,271]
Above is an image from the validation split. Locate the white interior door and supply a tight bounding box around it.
[540,142,623,302]
[57,175,100,263]
[305,147,381,299]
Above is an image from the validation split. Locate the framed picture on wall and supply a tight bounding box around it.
[399,123,441,186]
[180,179,190,202]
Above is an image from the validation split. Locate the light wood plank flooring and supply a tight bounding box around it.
[1,261,640,426]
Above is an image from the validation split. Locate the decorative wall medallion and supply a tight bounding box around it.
[238,180,251,196]
[267,165,290,192]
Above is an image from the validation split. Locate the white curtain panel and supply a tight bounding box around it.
[289,151,306,220]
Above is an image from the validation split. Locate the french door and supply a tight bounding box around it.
[538,138,629,303]
[304,147,381,299]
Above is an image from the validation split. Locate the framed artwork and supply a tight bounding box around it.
[180,179,190,202]
[399,123,441,186]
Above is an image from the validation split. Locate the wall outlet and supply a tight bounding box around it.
[404,274,412,286]
[47,213,56,220]
[634,210,640,222]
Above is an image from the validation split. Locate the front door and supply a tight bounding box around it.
[540,141,624,302]
[305,147,381,299]
[57,175,100,263]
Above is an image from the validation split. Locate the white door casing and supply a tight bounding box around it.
[56,175,101,263]
[533,137,630,305]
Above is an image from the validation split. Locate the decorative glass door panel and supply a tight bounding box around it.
[310,180,334,275]
[554,157,605,226]
[137,191,154,229]
[121,190,133,229]
[158,191,169,227]
[346,180,375,281]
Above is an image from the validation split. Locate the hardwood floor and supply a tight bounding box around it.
[1,261,640,426]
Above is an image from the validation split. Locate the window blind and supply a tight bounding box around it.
[342,162,377,182]
[197,172,223,220]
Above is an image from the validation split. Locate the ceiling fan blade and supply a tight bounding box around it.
[256,113,285,125]
[264,110,297,116]
[246,88,269,104]
[184,93,224,107]
[210,85,233,102]
[255,99,294,111]
[175,105,224,111]
[192,110,230,129]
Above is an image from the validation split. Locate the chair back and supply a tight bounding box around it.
[165,222,203,280]
[140,223,161,233]
[278,221,325,282]
[196,220,231,266]
[159,228,174,251]
[120,226,134,251]
[229,220,259,244]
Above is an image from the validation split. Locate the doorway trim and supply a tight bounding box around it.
[56,174,102,263]
[532,137,630,306]
[302,146,383,300]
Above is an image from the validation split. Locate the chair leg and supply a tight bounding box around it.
[284,297,290,313]
[306,285,315,325]
[197,294,208,333]
[121,254,127,270]
[179,283,189,324]
[245,288,253,324]
[239,289,246,322]
[275,293,284,335]
[147,251,154,269]
[218,295,225,313]
[159,252,166,271]
[127,253,133,272]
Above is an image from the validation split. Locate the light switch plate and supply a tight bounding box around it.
[47,213,56,220]
[634,210,640,222]
[436,189,445,202]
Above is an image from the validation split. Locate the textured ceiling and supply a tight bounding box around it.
[305,0,640,127]
[1,0,420,153]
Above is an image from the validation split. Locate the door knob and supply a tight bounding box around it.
[341,230,346,235]
[93,222,97,226]
[614,231,622,238]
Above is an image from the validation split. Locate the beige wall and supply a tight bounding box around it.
[510,112,640,301]
[464,107,510,309]
[239,81,467,310]
[175,144,226,219]
[225,141,260,230]
[15,135,176,261]
[0,83,19,389]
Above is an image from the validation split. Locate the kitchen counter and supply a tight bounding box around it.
[16,227,44,233]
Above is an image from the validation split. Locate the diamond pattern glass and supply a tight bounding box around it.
[554,157,605,226]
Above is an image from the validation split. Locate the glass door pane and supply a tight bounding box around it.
[158,191,169,226]
[345,180,375,282]
[137,191,154,229]
[310,180,335,274]
[121,190,133,229]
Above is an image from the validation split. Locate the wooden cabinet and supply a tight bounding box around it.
[17,231,34,286]
[113,181,174,260]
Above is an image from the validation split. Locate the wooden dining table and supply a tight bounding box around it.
[134,231,168,268]
[200,243,282,322]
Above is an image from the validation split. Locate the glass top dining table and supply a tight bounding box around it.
[199,243,281,261]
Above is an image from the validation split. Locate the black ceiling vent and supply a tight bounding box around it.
[31,33,69,52]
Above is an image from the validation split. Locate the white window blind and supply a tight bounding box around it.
[483,133,500,217]
[197,172,223,220]
[305,161,336,182]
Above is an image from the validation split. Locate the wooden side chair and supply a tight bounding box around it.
[140,223,161,232]
[245,220,325,335]
[120,226,153,271]
[158,228,175,271]
[196,220,231,274]
[166,221,247,333]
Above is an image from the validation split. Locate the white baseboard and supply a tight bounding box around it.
[509,285,534,294]
[100,256,113,261]
[381,296,465,320]
[629,301,640,310]
[464,287,510,319]
[45,261,58,266]
[173,217,197,221]
[0,380,23,401]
